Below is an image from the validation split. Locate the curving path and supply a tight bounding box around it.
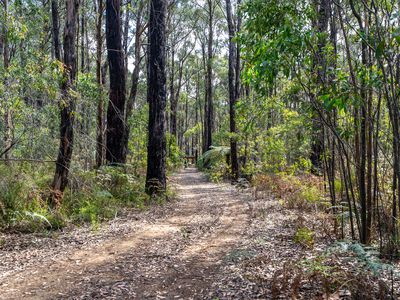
[0,168,252,299]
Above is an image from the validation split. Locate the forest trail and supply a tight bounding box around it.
[0,168,252,299]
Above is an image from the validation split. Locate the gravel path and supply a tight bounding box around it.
[0,168,252,299]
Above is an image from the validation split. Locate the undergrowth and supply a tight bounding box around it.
[253,173,329,210]
[242,242,397,299]
[197,146,231,183]
[0,163,151,232]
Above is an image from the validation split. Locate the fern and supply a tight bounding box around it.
[197,146,230,169]
[23,211,52,228]
[327,241,398,276]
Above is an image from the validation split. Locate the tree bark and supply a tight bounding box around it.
[310,0,329,173]
[146,0,167,195]
[80,0,85,72]
[95,0,105,168]
[123,0,131,81]
[51,0,61,60]
[2,0,12,162]
[226,0,239,181]
[203,0,214,153]
[51,0,79,205]
[349,0,368,244]
[105,0,127,164]
[169,43,176,137]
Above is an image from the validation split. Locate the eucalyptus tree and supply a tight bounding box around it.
[95,0,105,168]
[146,0,167,195]
[51,0,79,205]
[239,0,400,251]
[1,0,12,161]
[167,1,196,140]
[226,0,240,180]
[105,0,127,164]
[203,0,216,152]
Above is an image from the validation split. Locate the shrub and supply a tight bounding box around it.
[0,164,147,232]
[62,167,147,226]
[197,146,230,170]
[294,227,315,248]
[252,173,327,211]
[207,162,230,183]
[167,133,184,170]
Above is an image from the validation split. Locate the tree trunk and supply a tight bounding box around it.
[226,0,239,181]
[349,0,368,244]
[203,0,214,152]
[123,0,131,81]
[51,0,61,60]
[169,42,176,137]
[105,0,127,164]
[122,0,145,160]
[95,0,105,168]
[80,0,85,72]
[51,0,79,206]
[310,0,329,173]
[146,0,167,196]
[2,0,12,162]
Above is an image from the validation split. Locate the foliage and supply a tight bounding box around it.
[167,133,184,170]
[0,164,147,232]
[197,146,230,170]
[236,81,312,175]
[327,242,396,276]
[294,227,315,248]
[268,251,394,299]
[253,173,327,211]
[127,104,149,174]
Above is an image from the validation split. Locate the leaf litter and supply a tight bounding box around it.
[1,168,399,299]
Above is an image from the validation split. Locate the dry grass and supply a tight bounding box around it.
[252,173,329,211]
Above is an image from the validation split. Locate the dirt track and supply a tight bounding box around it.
[0,168,252,299]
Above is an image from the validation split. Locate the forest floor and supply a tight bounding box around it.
[1,168,399,299]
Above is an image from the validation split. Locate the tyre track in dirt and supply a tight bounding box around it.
[0,168,252,299]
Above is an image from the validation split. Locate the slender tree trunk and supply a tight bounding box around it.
[85,8,90,72]
[123,0,131,81]
[174,60,185,141]
[122,0,145,160]
[105,0,127,164]
[80,0,85,72]
[51,0,61,60]
[79,0,89,170]
[169,43,176,137]
[184,75,189,154]
[195,71,199,161]
[146,0,167,195]
[310,0,329,173]
[196,60,203,160]
[51,0,79,205]
[95,0,105,168]
[349,0,369,244]
[170,42,193,142]
[2,0,12,161]
[203,0,214,152]
[235,0,242,99]
[226,0,239,180]
[327,0,337,209]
